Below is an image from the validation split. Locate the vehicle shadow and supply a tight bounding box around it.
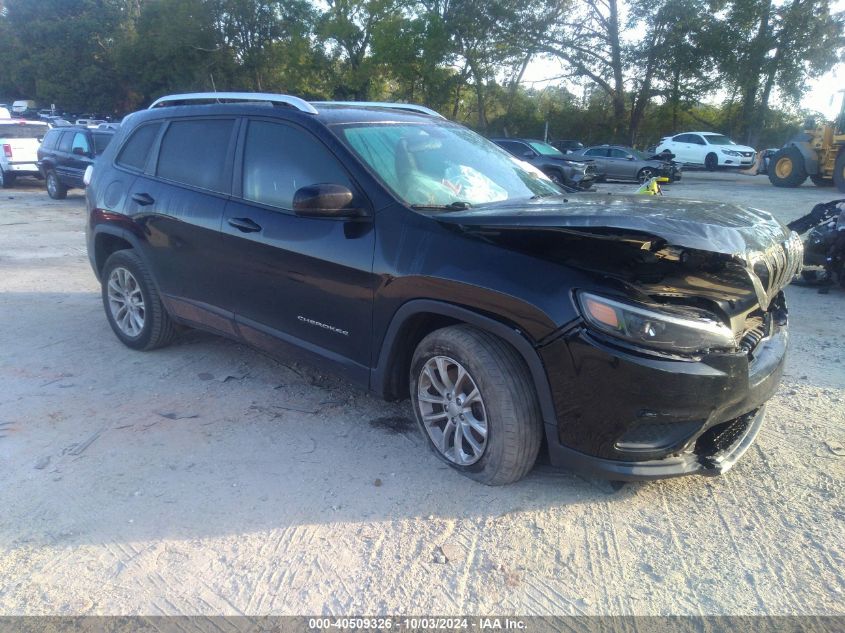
[0,289,670,548]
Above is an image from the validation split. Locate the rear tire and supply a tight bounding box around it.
[810,175,834,187]
[768,146,808,187]
[834,151,845,193]
[410,325,543,486]
[101,250,175,351]
[46,170,67,199]
[0,169,15,188]
[705,153,718,171]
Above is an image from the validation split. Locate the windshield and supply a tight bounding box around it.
[703,134,736,146]
[337,122,561,208]
[0,123,47,139]
[528,141,566,157]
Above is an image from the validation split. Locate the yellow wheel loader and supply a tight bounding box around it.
[768,91,845,192]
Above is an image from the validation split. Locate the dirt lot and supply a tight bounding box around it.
[0,171,843,616]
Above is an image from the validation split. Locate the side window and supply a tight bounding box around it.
[57,132,73,153]
[585,148,607,157]
[92,133,113,155]
[690,135,706,145]
[609,148,629,158]
[71,132,90,154]
[497,141,521,155]
[40,130,59,149]
[241,120,352,210]
[673,134,688,143]
[157,119,234,193]
[116,123,161,171]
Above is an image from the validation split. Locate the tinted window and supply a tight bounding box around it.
[71,132,90,154]
[92,133,113,155]
[609,148,629,158]
[689,135,705,145]
[58,132,73,153]
[585,148,607,157]
[41,129,61,149]
[116,123,161,171]
[495,141,524,155]
[157,119,234,192]
[242,120,351,210]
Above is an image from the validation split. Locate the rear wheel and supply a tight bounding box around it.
[46,170,67,199]
[0,169,14,188]
[410,325,543,485]
[101,250,175,351]
[811,175,834,187]
[834,151,845,193]
[768,146,808,187]
[705,152,718,171]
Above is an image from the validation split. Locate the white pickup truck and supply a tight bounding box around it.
[0,118,48,188]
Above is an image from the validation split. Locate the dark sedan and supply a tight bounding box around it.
[570,145,681,183]
[491,138,597,190]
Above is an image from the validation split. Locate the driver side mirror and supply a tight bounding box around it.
[293,183,365,219]
[72,146,89,157]
[626,154,634,160]
[522,150,536,158]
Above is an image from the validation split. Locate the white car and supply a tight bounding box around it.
[0,118,48,188]
[655,132,756,170]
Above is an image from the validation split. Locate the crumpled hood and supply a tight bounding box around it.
[436,195,803,309]
[436,195,789,256]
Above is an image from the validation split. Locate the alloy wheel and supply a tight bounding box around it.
[107,266,145,337]
[417,356,488,465]
[638,168,655,183]
[47,173,57,197]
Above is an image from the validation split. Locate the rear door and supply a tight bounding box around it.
[122,117,238,334]
[583,147,609,177]
[606,147,634,180]
[218,117,377,379]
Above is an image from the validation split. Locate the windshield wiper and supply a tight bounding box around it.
[410,201,473,211]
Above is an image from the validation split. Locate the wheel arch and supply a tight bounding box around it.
[91,225,144,280]
[784,139,819,175]
[371,299,557,425]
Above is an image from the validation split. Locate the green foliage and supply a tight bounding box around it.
[0,0,840,150]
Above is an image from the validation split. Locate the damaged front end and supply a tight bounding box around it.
[437,196,802,479]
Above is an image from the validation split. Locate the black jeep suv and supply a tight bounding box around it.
[38,125,115,199]
[85,93,801,485]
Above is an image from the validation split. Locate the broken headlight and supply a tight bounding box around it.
[577,292,736,354]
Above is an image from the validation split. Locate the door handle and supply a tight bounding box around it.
[131,192,155,206]
[227,217,262,233]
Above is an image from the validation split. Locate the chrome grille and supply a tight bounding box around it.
[744,232,803,310]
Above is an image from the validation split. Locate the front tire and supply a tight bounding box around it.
[101,250,175,351]
[410,325,542,486]
[637,167,656,183]
[768,146,808,187]
[811,175,834,187]
[705,152,718,171]
[46,170,67,199]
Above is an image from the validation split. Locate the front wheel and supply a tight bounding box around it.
[46,170,67,199]
[704,152,718,171]
[101,250,175,351]
[768,146,808,188]
[637,167,656,183]
[410,325,543,485]
[810,175,834,187]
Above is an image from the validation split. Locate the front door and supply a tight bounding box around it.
[219,118,377,381]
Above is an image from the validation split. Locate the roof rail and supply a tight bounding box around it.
[312,101,445,119]
[148,92,319,114]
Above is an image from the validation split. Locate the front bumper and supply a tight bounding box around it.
[539,308,787,480]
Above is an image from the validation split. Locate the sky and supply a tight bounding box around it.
[520,0,845,120]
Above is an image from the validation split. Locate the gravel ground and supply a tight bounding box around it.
[0,171,843,616]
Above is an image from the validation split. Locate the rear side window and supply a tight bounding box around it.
[241,120,352,210]
[116,123,161,171]
[157,119,234,192]
[71,132,90,154]
[609,148,629,158]
[58,132,73,153]
[92,133,113,155]
[41,129,61,149]
[585,148,608,157]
